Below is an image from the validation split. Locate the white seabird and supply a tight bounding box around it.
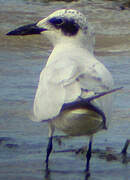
[7,9,122,175]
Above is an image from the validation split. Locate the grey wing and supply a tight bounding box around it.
[33,59,114,123]
[33,60,80,121]
[78,62,114,126]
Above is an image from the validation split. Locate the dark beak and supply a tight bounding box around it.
[6,23,46,36]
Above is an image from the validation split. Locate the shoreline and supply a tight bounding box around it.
[1,33,130,56]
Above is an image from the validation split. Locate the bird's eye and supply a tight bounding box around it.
[49,17,64,27]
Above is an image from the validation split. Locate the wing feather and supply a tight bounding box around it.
[33,57,114,122]
[33,60,80,121]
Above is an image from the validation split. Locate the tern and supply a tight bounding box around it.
[7,9,122,175]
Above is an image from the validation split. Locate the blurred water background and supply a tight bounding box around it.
[0,0,130,179]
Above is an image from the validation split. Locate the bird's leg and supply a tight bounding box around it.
[85,136,93,176]
[45,123,55,169]
[121,139,130,155]
[121,139,130,164]
[46,136,53,168]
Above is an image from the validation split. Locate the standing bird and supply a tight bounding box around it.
[7,9,121,175]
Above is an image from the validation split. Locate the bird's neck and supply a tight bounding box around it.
[46,38,94,67]
[52,34,94,55]
[54,36,90,52]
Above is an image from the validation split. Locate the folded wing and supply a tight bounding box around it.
[33,57,114,122]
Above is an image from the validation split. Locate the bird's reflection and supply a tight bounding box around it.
[43,166,91,180]
[44,167,51,180]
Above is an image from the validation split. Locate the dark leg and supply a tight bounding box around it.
[45,123,55,169]
[121,139,130,164]
[85,136,93,176]
[121,139,130,155]
[45,136,53,169]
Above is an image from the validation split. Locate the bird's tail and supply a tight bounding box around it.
[87,87,123,102]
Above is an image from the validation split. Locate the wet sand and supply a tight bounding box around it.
[1,33,130,55]
[1,0,130,55]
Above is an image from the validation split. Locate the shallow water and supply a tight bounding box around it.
[0,0,130,180]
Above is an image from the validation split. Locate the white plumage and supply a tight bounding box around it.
[7,8,122,174]
[33,10,113,124]
[31,10,116,171]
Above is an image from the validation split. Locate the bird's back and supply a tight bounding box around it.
[33,43,114,134]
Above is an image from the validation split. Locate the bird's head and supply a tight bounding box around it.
[7,9,89,46]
